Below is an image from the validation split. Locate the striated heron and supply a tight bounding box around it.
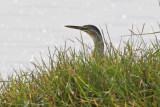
[65,25,104,57]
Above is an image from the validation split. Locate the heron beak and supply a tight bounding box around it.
[65,25,87,31]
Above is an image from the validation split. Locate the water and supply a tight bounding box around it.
[0,0,160,78]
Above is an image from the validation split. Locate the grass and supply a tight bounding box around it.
[0,27,160,106]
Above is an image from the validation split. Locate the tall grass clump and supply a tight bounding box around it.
[0,28,160,106]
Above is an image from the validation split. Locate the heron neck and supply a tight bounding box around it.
[92,35,104,56]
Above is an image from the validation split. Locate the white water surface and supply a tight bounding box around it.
[0,0,160,78]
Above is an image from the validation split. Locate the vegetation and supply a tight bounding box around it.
[0,27,160,106]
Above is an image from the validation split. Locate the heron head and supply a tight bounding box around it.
[65,25,101,39]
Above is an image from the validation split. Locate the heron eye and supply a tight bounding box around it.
[83,26,88,29]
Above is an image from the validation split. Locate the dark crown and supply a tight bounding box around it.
[83,25,101,35]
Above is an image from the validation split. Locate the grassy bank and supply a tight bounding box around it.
[0,30,160,106]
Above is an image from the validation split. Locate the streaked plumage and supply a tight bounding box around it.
[65,25,104,57]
